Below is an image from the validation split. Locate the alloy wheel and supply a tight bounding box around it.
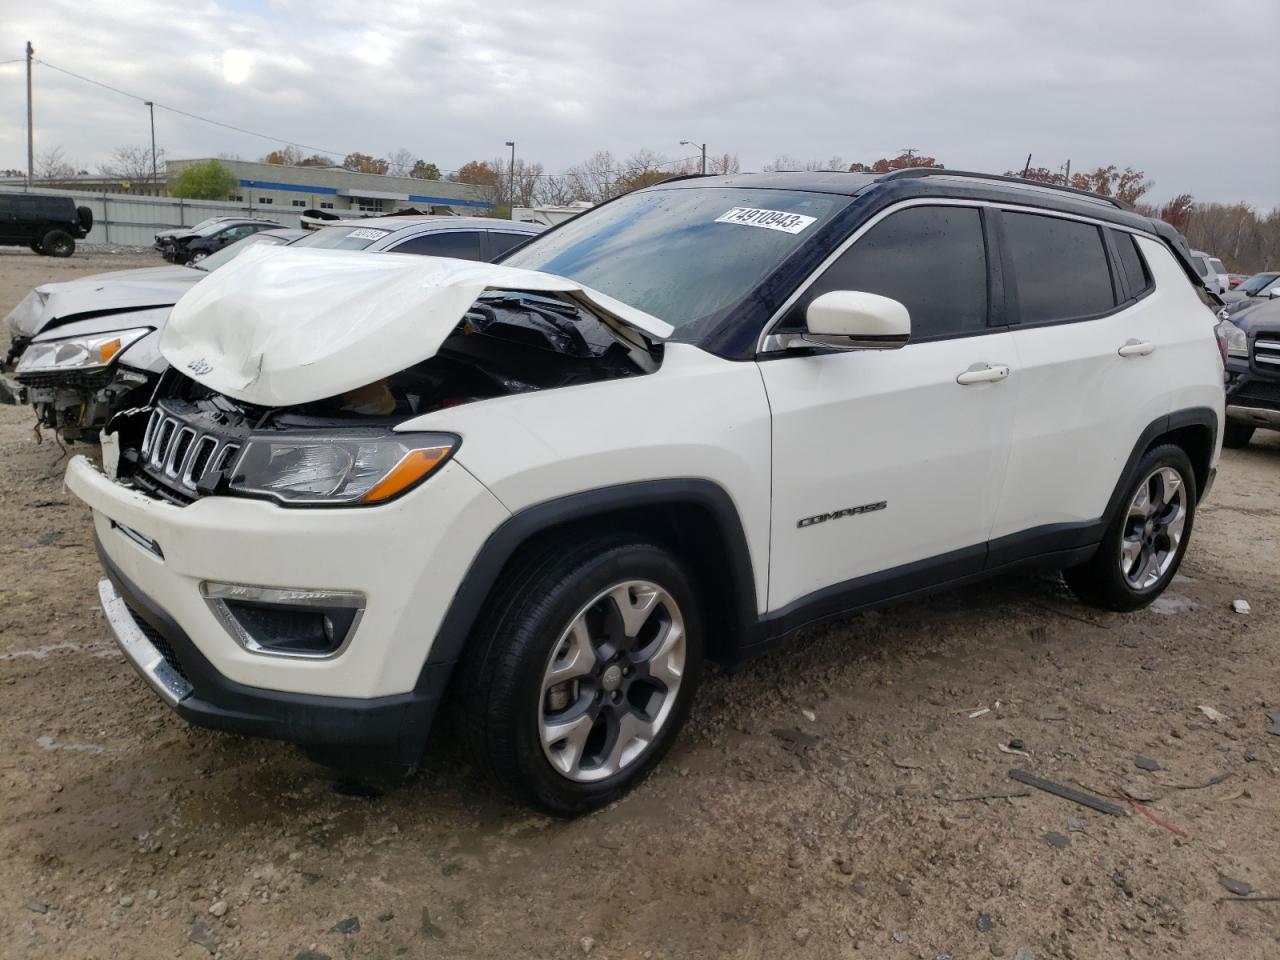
[1119,466,1187,589]
[538,580,686,783]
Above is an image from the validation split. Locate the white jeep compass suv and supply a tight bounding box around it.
[66,170,1225,815]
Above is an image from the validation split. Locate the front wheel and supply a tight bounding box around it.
[40,230,75,257]
[457,537,703,816]
[1064,444,1197,612]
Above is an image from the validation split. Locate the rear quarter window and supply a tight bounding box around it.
[1004,212,1116,324]
[1113,231,1153,298]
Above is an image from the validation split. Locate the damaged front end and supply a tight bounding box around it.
[111,283,662,505]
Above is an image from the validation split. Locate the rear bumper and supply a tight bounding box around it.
[97,543,447,773]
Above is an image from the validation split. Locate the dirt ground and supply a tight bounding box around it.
[1,247,1278,960]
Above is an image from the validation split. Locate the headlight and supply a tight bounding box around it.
[1215,319,1248,358]
[228,431,458,505]
[15,328,150,373]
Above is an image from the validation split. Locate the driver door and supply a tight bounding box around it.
[759,203,1015,612]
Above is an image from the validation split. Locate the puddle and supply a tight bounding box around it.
[36,736,106,754]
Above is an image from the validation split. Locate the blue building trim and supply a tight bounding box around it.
[236,178,492,208]
[239,179,338,195]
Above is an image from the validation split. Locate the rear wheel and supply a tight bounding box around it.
[29,241,43,254]
[457,537,703,816]
[1064,444,1196,612]
[40,230,75,258]
[1222,421,1255,449]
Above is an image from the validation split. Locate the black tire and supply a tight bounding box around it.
[76,206,94,233]
[456,536,704,816]
[29,241,43,254]
[40,230,75,258]
[1064,444,1197,612]
[1222,422,1255,449]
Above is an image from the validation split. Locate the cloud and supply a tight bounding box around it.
[1,0,1276,207]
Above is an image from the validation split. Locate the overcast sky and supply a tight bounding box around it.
[2,0,1277,208]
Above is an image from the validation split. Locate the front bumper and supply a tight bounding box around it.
[1224,357,1280,430]
[97,554,442,773]
[66,453,509,699]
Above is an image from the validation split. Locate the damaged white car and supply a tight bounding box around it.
[67,171,1224,815]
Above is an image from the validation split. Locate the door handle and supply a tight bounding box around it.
[1118,339,1155,358]
[956,363,1011,385]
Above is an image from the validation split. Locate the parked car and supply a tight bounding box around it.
[1189,249,1229,294]
[285,214,544,259]
[66,169,1223,815]
[1220,271,1280,308]
[0,192,93,257]
[3,230,304,440]
[153,216,241,252]
[162,218,283,264]
[1227,274,1249,289]
[1216,297,1280,447]
[5,218,542,442]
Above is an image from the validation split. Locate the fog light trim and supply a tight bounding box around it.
[199,581,365,660]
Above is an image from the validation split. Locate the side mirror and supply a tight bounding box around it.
[1268,287,1280,299]
[800,291,910,350]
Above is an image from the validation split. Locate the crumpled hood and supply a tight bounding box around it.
[160,245,673,408]
[6,266,199,338]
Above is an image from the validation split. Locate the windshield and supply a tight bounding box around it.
[502,187,846,330]
[1239,272,1280,294]
[291,225,392,251]
[1190,256,1210,277]
[193,233,290,272]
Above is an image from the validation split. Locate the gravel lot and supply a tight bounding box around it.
[1,247,1278,959]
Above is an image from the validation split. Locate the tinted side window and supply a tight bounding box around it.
[391,231,483,260]
[488,230,532,259]
[794,205,988,339]
[1004,212,1115,324]
[1113,231,1152,298]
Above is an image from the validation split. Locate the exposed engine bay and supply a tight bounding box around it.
[110,292,660,503]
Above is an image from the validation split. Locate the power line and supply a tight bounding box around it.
[34,58,351,158]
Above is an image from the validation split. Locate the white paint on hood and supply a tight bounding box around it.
[160,245,673,408]
[7,265,198,338]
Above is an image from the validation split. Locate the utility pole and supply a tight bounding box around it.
[680,140,707,175]
[26,41,34,190]
[145,101,158,195]
[900,146,918,163]
[1063,158,1071,186]
[1022,153,1032,177]
[505,140,515,217]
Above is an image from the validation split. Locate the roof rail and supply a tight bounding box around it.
[876,168,1130,210]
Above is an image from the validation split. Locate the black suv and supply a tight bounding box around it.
[0,193,93,257]
[161,218,282,264]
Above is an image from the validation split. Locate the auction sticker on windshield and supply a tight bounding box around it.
[715,207,817,234]
[346,228,391,241]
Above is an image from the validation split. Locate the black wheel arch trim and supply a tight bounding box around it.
[417,478,762,682]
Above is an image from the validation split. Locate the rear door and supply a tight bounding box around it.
[989,211,1169,561]
[386,230,484,261]
[0,195,15,241]
[760,202,1016,611]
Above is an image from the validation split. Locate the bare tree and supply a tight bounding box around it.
[387,147,416,178]
[36,146,78,184]
[99,143,165,185]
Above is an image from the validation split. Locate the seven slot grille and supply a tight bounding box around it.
[140,407,242,493]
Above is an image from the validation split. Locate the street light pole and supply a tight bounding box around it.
[26,41,34,190]
[505,140,515,217]
[145,101,158,195]
[680,140,707,175]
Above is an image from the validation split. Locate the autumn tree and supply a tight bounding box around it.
[342,152,390,175]
[297,153,330,167]
[170,160,236,200]
[1006,163,1153,206]
[263,145,304,165]
[848,152,942,173]
[1158,194,1194,234]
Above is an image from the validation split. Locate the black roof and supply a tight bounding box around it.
[658,167,1159,234]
